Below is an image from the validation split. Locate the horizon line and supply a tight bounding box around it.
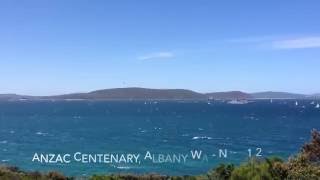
[0,87,318,97]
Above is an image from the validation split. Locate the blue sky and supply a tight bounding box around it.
[1,0,320,95]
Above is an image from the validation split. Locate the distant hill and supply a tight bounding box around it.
[307,93,320,99]
[250,91,306,99]
[0,94,34,101]
[48,88,206,100]
[0,94,19,99]
[0,88,318,101]
[205,91,252,100]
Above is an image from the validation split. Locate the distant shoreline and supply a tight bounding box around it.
[1,87,319,101]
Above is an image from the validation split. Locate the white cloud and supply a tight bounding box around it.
[226,35,320,50]
[226,36,276,43]
[138,52,174,60]
[272,37,320,49]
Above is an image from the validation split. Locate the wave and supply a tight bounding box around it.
[116,166,131,170]
[192,136,212,140]
[0,140,8,144]
[35,132,48,136]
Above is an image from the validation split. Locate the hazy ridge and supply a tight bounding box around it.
[0,87,319,100]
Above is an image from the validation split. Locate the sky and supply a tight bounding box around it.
[0,0,320,95]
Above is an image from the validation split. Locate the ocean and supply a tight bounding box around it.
[0,100,319,176]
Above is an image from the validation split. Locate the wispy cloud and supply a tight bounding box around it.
[138,52,174,60]
[272,37,320,49]
[226,36,276,43]
[226,35,320,50]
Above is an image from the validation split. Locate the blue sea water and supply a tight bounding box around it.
[0,100,319,176]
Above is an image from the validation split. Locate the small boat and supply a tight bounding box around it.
[311,101,315,105]
[228,99,249,104]
[316,103,320,109]
[295,101,298,106]
[270,99,273,103]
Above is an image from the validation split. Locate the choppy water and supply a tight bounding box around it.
[0,100,319,176]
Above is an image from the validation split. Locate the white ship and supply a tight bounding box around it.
[228,99,249,104]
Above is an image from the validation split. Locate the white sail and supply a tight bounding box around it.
[295,101,298,106]
[316,103,320,109]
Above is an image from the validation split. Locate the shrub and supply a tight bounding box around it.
[230,159,273,180]
[207,164,234,180]
[302,129,320,163]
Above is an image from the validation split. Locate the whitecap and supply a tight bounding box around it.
[116,166,131,169]
[36,132,48,136]
[1,159,10,162]
[218,142,233,146]
[244,116,258,120]
[192,136,212,140]
[0,140,8,144]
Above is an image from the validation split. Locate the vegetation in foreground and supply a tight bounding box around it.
[1,129,320,180]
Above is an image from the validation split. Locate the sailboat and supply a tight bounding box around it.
[270,99,273,103]
[316,103,320,109]
[311,101,315,105]
[295,101,298,106]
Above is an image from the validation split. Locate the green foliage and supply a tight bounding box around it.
[0,165,72,180]
[229,159,272,180]
[89,174,199,180]
[284,154,320,180]
[90,174,166,180]
[207,164,234,180]
[302,129,320,163]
